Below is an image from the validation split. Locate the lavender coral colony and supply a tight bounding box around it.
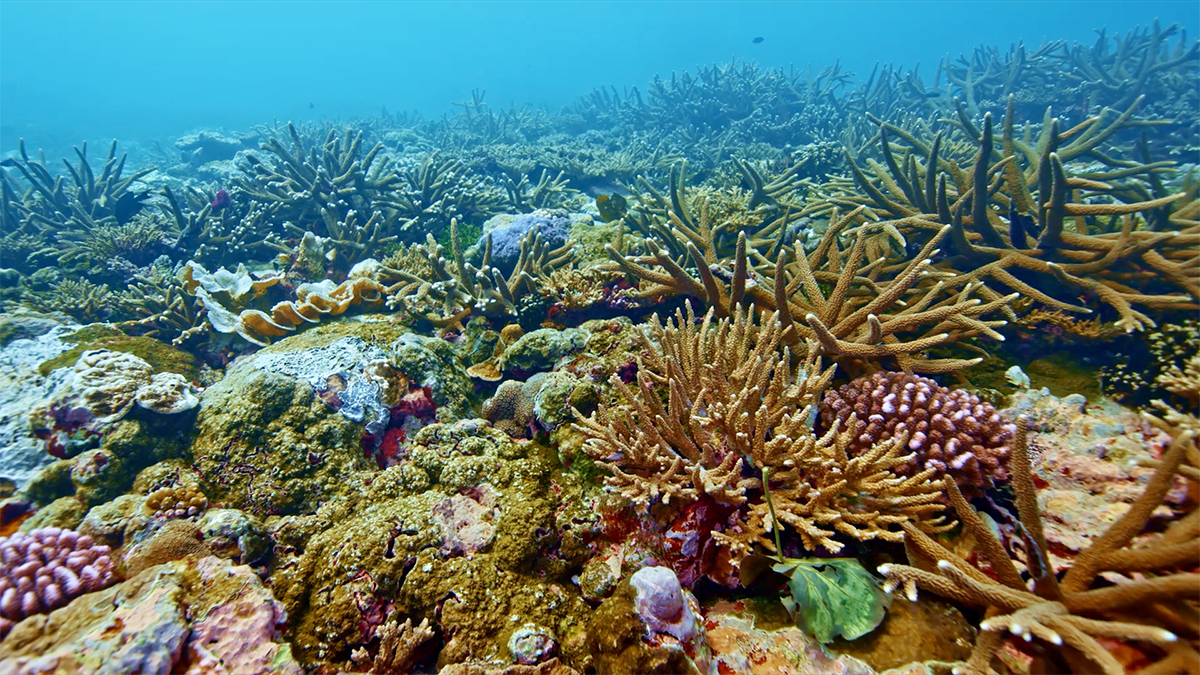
[0,528,115,638]
[821,371,1015,491]
[0,15,1198,675]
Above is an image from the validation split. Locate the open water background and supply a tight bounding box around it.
[2,0,1198,157]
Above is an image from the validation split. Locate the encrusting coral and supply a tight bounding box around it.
[877,415,1200,675]
[573,302,953,558]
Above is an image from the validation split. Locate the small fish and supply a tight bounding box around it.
[1008,203,1028,249]
[752,36,764,44]
[210,189,232,211]
[596,193,628,223]
[309,102,315,109]
[114,191,152,224]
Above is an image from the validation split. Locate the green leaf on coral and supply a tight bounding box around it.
[771,557,891,643]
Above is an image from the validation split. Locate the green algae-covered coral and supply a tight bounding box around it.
[272,419,593,669]
[189,363,370,517]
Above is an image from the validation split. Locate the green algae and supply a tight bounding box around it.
[38,324,200,380]
[190,366,371,517]
[1025,353,1104,402]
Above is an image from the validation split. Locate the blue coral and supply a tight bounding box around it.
[478,210,571,275]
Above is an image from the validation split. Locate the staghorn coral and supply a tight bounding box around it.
[830,98,1199,332]
[573,302,952,558]
[1102,317,1200,409]
[1,139,154,261]
[117,262,207,346]
[0,527,116,638]
[386,218,575,328]
[233,122,410,236]
[942,21,1198,147]
[1159,355,1200,409]
[349,617,437,674]
[21,278,116,324]
[53,213,173,278]
[878,418,1200,675]
[820,371,1014,492]
[608,203,1015,373]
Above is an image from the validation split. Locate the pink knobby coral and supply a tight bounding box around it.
[820,371,1014,492]
[0,527,116,638]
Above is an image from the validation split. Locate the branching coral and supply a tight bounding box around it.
[21,278,116,323]
[831,98,1199,332]
[117,263,207,346]
[1,140,154,255]
[573,303,952,557]
[385,218,574,328]
[607,203,1015,373]
[878,419,1200,675]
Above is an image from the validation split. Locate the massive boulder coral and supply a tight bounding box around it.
[189,352,372,517]
[30,349,199,458]
[271,419,594,670]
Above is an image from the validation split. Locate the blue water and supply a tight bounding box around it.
[2,0,1197,155]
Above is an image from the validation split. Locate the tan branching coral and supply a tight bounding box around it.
[573,303,951,557]
[1158,355,1200,408]
[607,207,1015,373]
[878,419,1200,675]
[833,99,1199,332]
[349,617,436,674]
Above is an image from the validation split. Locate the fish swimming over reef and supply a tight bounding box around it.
[752,36,764,44]
[113,191,152,224]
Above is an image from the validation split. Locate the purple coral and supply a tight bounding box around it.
[820,371,1014,491]
[478,210,571,275]
[0,527,116,638]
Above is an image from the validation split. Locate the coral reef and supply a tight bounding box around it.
[0,527,116,638]
[821,371,1014,492]
[1,19,1197,675]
